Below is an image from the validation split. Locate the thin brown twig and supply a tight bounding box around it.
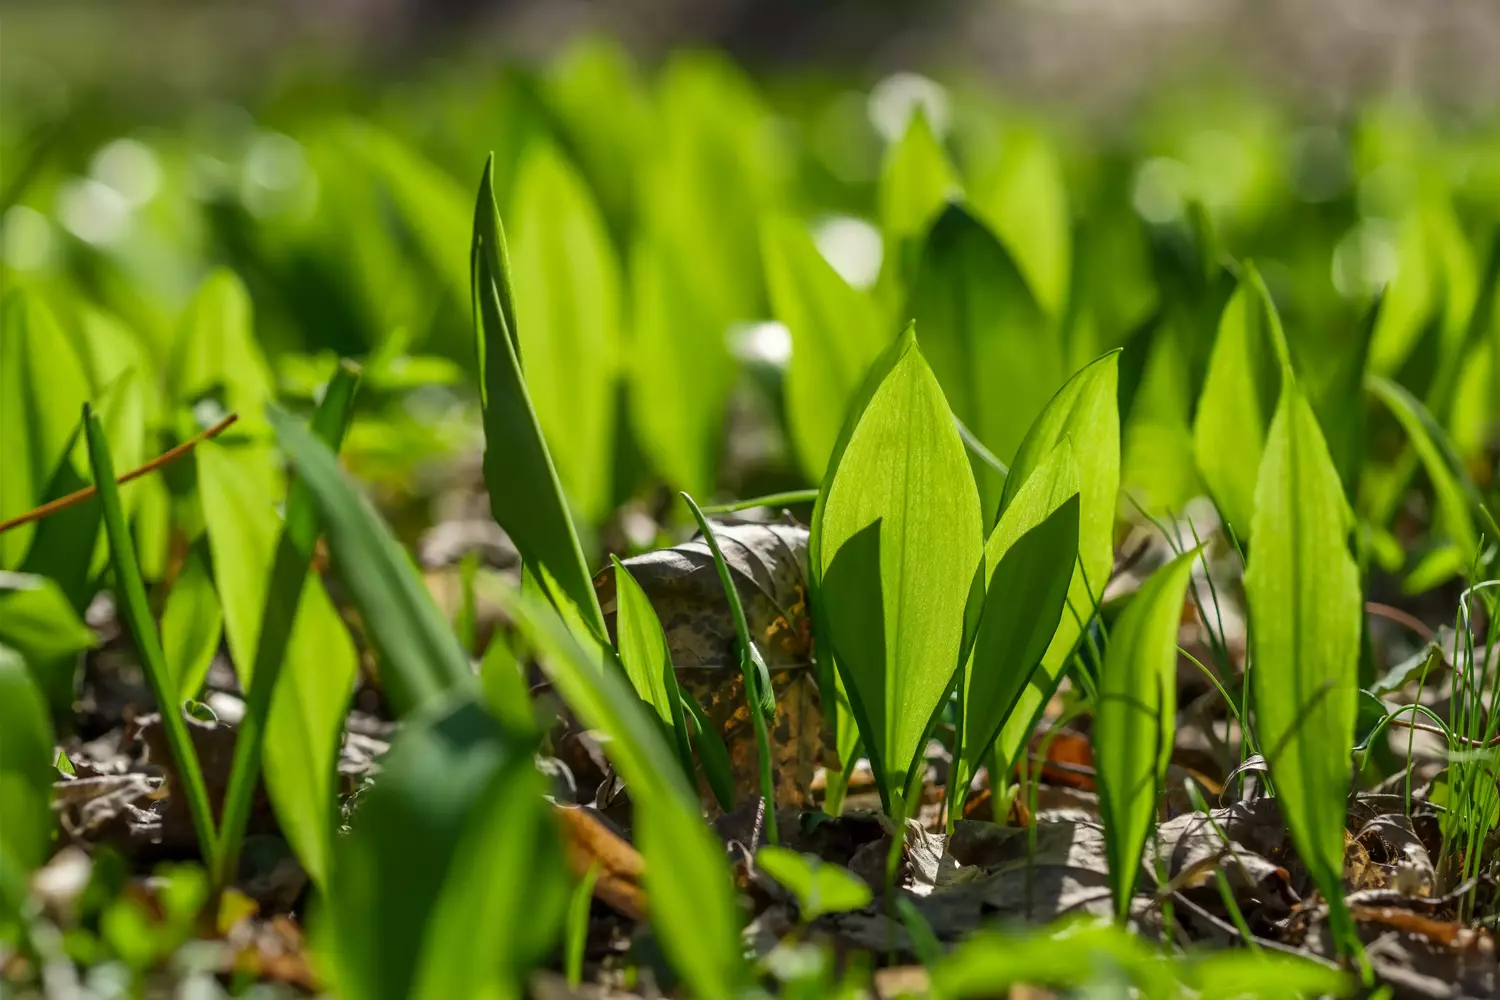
[0,413,239,535]
[1388,715,1500,748]
[1365,601,1436,643]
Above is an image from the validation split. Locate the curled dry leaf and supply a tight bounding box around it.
[594,519,824,809]
[552,804,647,922]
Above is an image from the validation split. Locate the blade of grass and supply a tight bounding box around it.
[700,489,820,515]
[681,491,779,845]
[215,361,361,892]
[564,862,600,987]
[84,404,218,870]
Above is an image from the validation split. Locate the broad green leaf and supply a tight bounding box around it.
[1245,376,1361,952]
[0,646,54,924]
[931,918,1178,999]
[954,442,1080,810]
[1369,375,1497,574]
[755,847,872,921]
[762,214,886,481]
[471,159,608,643]
[494,582,748,999]
[268,404,471,713]
[544,36,649,228]
[167,270,274,426]
[197,439,358,888]
[969,123,1071,318]
[85,407,218,866]
[509,142,621,522]
[0,290,91,568]
[1094,547,1199,918]
[1187,950,1352,999]
[819,324,983,805]
[910,203,1063,516]
[1193,265,1291,536]
[878,110,959,247]
[480,630,537,737]
[159,547,223,702]
[611,557,695,783]
[627,233,735,498]
[319,693,563,1000]
[0,571,96,719]
[993,352,1121,772]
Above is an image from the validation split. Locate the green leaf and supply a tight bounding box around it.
[0,571,96,718]
[509,142,621,523]
[1094,546,1200,918]
[931,918,1176,998]
[1369,374,1497,572]
[267,404,470,714]
[85,406,219,867]
[681,690,736,812]
[969,122,1071,319]
[878,110,959,247]
[319,693,563,1000]
[159,546,223,702]
[755,846,872,921]
[1186,950,1352,1000]
[909,203,1063,517]
[197,438,358,890]
[993,351,1121,773]
[493,582,749,999]
[761,214,887,481]
[611,556,695,784]
[954,442,1080,811]
[471,157,608,644]
[1193,264,1291,537]
[544,37,649,227]
[0,289,91,568]
[479,630,537,737]
[167,270,274,426]
[0,645,54,924]
[565,862,601,987]
[1245,375,1362,953]
[626,234,735,497]
[818,324,983,807]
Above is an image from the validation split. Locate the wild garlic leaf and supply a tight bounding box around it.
[1193,264,1291,537]
[969,122,1071,319]
[0,646,55,922]
[471,157,608,643]
[878,110,960,248]
[909,203,1063,517]
[992,351,1121,774]
[159,546,223,703]
[818,324,982,807]
[762,213,886,481]
[1094,546,1199,918]
[954,440,1080,812]
[509,142,621,523]
[611,556,695,784]
[1245,374,1361,953]
[755,846,872,921]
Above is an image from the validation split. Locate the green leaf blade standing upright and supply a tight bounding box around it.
[471,156,607,643]
[817,324,982,810]
[1245,374,1362,953]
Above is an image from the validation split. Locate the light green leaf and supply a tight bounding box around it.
[0,290,91,568]
[627,234,735,498]
[762,214,887,482]
[494,582,748,999]
[611,556,695,782]
[480,630,537,737]
[755,846,872,921]
[167,270,273,426]
[954,442,1080,811]
[509,142,621,522]
[969,123,1071,318]
[878,110,959,247]
[0,645,55,924]
[160,547,222,702]
[1245,375,1361,953]
[993,351,1121,773]
[0,571,96,718]
[818,324,983,806]
[910,203,1063,517]
[544,36,649,229]
[1193,264,1291,537]
[1369,375,1497,574]
[197,439,358,888]
[1187,950,1352,999]
[319,693,563,1000]
[1094,547,1199,917]
[471,158,608,643]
